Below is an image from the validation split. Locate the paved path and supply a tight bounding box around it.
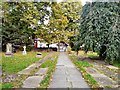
[49,52,90,88]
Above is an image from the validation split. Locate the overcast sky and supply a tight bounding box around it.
[80,0,90,6]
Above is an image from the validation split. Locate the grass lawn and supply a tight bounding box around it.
[87,51,99,58]
[113,61,120,68]
[78,50,120,68]
[2,83,13,88]
[2,51,48,74]
[78,50,99,58]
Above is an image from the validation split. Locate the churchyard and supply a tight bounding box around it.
[1,0,120,90]
[1,45,119,89]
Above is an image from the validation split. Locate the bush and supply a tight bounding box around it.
[26,45,33,51]
[67,46,72,54]
[18,45,33,52]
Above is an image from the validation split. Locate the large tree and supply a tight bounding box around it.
[34,2,82,46]
[2,2,39,48]
[34,2,69,49]
[76,2,120,63]
[60,2,82,49]
[2,1,82,51]
[2,2,47,51]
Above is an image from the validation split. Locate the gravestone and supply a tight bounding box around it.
[36,52,42,58]
[50,58,55,61]
[86,67,100,74]
[35,68,48,76]
[22,76,44,88]
[5,43,13,57]
[22,46,27,55]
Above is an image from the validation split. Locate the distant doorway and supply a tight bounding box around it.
[57,41,68,52]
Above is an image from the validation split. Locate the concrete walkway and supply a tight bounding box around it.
[49,52,90,88]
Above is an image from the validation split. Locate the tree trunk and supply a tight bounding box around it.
[99,45,106,60]
[47,44,50,52]
[92,43,95,52]
[58,43,60,52]
[76,51,79,56]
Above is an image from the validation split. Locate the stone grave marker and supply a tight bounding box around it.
[86,67,100,74]
[5,43,13,57]
[50,58,55,61]
[91,74,117,87]
[106,65,119,70]
[35,68,48,76]
[36,52,42,58]
[22,46,27,55]
[22,76,44,88]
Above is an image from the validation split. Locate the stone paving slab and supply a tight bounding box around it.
[86,67,100,74]
[66,68,82,75]
[106,65,119,70]
[67,74,84,81]
[91,74,107,77]
[52,69,66,76]
[34,63,42,68]
[22,76,44,88]
[52,76,66,81]
[26,63,42,69]
[49,80,68,88]
[18,67,34,75]
[91,74,117,87]
[27,63,36,68]
[18,61,42,75]
[35,68,48,76]
[48,89,68,90]
[72,81,89,88]
[69,89,91,90]
[14,89,37,90]
[94,64,118,81]
[103,88,119,90]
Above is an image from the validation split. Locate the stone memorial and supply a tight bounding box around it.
[36,52,42,58]
[22,76,44,88]
[5,43,13,57]
[22,46,27,55]
[35,68,48,76]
